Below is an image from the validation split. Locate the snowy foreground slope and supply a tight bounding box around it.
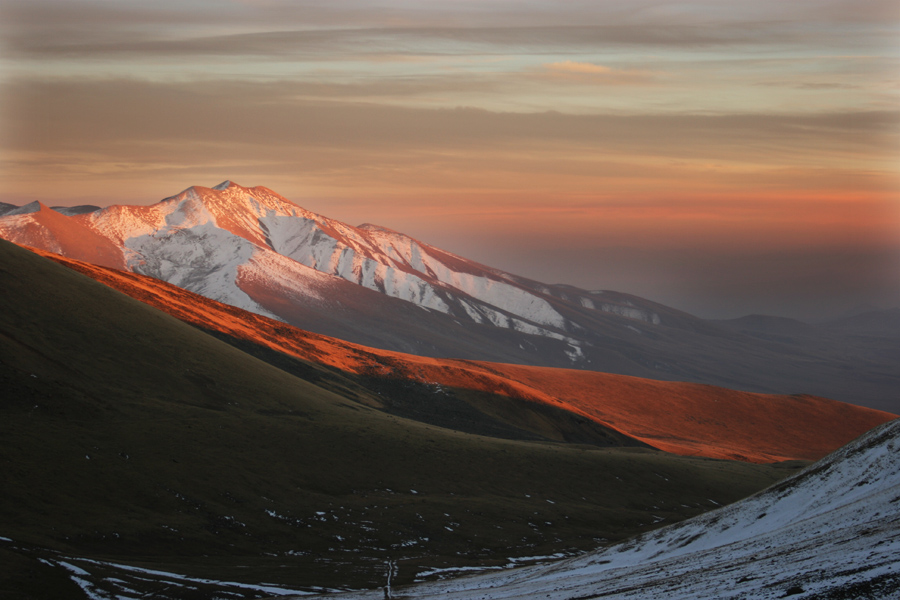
[307,419,900,600]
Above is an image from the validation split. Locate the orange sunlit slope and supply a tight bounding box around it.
[33,246,895,464]
[5,204,128,270]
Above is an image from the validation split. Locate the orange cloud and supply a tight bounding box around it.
[545,61,614,75]
[539,61,655,85]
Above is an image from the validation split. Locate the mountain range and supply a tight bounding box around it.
[34,246,893,464]
[1,181,897,412]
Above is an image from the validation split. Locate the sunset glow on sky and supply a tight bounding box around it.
[1,0,898,318]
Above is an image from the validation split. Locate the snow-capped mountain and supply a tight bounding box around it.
[307,417,900,599]
[0,181,667,362]
[2,181,898,412]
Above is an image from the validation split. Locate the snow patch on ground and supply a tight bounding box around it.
[564,344,584,362]
[0,214,66,256]
[354,225,570,330]
[46,557,336,598]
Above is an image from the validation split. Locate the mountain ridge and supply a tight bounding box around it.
[31,243,895,464]
[1,181,897,412]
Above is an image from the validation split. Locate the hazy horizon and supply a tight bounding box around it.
[1,0,898,320]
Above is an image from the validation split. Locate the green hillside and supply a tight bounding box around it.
[0,240,801,597]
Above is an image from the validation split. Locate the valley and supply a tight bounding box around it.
[0,239,816,597]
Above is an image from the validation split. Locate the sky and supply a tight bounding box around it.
[0,0,898,320]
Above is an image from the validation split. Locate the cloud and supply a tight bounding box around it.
[0,26,727,61]
[546,61,612,74]
[3,77,898,167]
[7,0,896,62]
[2,77,897,213]
[797,82,860,90]
[539,60,655,85]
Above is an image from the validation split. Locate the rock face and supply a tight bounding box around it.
[2,181,899,411]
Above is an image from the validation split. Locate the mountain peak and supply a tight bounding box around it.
[212,180,235,191]
[5,200,45,216]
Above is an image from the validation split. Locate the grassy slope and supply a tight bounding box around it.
[0,240,801,593]
[34,246,653,451]
[38,247,894,464]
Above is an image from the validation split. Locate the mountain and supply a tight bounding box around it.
[35,246,894,464]
[0,181,672,360]
[0,237,804,597]
[823,307,900,337]
[0,202,100,217]
[711,314,819,337]
[300,417,900,599]
[1,182,898,412]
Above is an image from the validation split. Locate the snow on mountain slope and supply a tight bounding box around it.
[126,221,277,316]
[353,223,570,329]
[0,181,649,359]
[308,418,900,599]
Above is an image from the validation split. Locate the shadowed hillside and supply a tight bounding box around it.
[35,245,895,464]
[0,238,808,597]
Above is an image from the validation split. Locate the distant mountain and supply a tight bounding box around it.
[712,313,818,337]
[39,245,893,464]
[1,181,898,412]
[50,204,101,216]
[308,417,900,599]
[823,307,900,337]
[0,201,100,217]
